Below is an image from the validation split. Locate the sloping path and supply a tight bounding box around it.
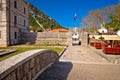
[37,45,120,80]
[60,45,109,64]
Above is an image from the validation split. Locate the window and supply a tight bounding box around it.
[24,19,26,26]
[14,16,17,25]
[0,31,1,39]
[14,32,17,39]
[24,7,26,14]
[0,4,2,10]
[14,1,17,8]
[0,12,2,22]
[0,0,2,10]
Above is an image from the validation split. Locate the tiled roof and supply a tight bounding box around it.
[50,28,69,32]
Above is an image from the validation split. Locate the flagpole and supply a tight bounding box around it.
[74,13,78,32]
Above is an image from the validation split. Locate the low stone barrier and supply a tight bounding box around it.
[0,49,59,80]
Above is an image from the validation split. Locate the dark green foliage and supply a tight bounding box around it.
[105,4,120,31]
[82,4,120,33]
[29,3,63,31]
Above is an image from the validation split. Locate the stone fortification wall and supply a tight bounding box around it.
[19,32,69,44]
[19,31,88,46]
[80,32,88,46]
[0,49,59,80]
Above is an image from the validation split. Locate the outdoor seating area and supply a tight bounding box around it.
[102,42,120,54]
[94,42,102,49]
[103,47,120,54]
[90,42,102,49]
[89,35,120,54]
[90,42,95,47]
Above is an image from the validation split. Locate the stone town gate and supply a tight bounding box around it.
[79,32,89,46]
[69,28,89,46]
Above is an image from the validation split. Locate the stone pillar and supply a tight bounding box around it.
[0,0,8,47]
[80,32,88,46]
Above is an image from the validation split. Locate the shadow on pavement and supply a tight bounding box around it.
[36,61,73,80]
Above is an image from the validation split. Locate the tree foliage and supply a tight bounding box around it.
[82,4,120,33]
[106,4,120,31]
[29,3,63,32]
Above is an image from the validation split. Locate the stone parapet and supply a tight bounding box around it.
[0,49,59,80]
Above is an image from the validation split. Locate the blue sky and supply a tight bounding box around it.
[26,0,119,28]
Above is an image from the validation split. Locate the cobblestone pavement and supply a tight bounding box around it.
[60,45,109,64]
[89,46,120,63]
[37,45,120,80]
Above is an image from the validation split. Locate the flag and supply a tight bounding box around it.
[74,13,77,21]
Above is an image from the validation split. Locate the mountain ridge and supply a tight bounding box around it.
[29,3,64,32]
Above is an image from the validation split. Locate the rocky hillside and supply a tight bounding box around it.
[29,3,63,32]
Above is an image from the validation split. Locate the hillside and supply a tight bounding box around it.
[29,3,63,32]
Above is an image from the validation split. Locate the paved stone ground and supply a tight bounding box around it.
[37,45,120,80]
[89,46,120,63]
[0,49,17,56]
[60,45,109,64]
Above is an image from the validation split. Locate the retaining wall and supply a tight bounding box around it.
[0,49,59,80]
[19,32,69,44]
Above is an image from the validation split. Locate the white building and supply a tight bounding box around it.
[0,0,29,47]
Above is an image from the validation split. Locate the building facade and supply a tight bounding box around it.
[0,0,29,47]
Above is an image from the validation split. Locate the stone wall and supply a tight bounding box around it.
[19,31,89,46]
[0,49,59,80]
[0,0,8,47]
[19,32,69,44]
[80,32,88,46]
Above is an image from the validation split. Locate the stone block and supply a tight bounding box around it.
[30,58,35,69]
[34,55,39,65]
[36,65,40,73]
[39,55,42,70]
[23,61,30,74]
[4,71,17,80]
[16,65,24,80]
[28,71,32,80]
[31,68,37,78]
[23,76,27,80]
